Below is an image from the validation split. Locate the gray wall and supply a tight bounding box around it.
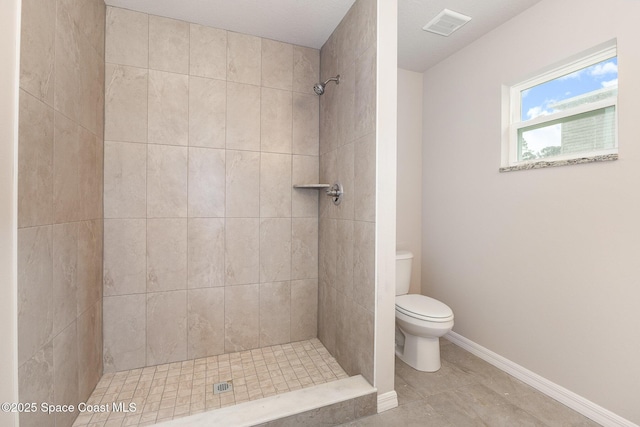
[17,0,105,426]
[422,0,640,422]
[318,0,377,384]
[102,7,321,372]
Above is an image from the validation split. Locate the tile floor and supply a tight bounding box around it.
[341,339,602,427]
[72,339,348,427]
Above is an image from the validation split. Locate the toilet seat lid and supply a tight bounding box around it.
[396,294,453,319]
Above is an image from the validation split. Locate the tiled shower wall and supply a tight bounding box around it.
[17,0,105,426]
[103,7,321,372]
[318,0,377,384]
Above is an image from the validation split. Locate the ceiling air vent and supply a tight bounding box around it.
[422,9,472,37]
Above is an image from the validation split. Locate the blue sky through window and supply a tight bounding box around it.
[521,57,618,122]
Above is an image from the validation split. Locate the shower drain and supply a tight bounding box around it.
[213,381,233,394]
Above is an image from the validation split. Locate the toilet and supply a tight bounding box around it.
[395,250,454,372]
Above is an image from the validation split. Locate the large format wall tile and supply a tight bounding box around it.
[259,281,291,346]
[188,147,225,218]
[103,219,146,296]
[19,0,55,105]
[262,39,293,91]
[18,343,54,427]
[260,152,291,218]
[77,219,102,316]
[260,218,292,283]
[188,218,225,289]
[105,7,148,68]
[53,321,79,427]
[148,70,189,146]
[18,90,53,228]
[291,279,318,341]
[105,64,148,143]
[292,218,318,280]
[187,288,225,359]
[353,221,375,313]
[226,82,261,151]
[147,218,188,292]
[149,15,189,74]
[225,218,259,286]
[354,132,376,222]
[293,46,319,95]
[189,77,226,149]
[227,32,261,85]
[147,144,188,218]
[224,284,259,352]
[225,150,260,218]
[52,222,78,337]
[104,141,146,218]
[77,301,102,400]
[190,24,227,80]
[147,291,187,365]
[17,226,53,366]
[293,93,319,156]
[261,87,292,154]
[103,294,146,372]
[292,155,319,218]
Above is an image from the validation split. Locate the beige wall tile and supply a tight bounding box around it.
[291,279,318,341]
[103,294,146,372]
[105,7,148,68]
[18,90,53,228]
[147,291,187,365]
[259,282,291,346]
[336,142,355,220]
[318,283,336,355]
[188,218,225,289]
[59,0,105,57]
[355,0,376,58]
[293,93,319,156]
[319,150,338,219]
[189,77,226,148]
[225,218,259,286]
[76,219,103,316]
[225,284,259,352]
[19,0,55,105]
[17,226,53,366]
[335,7,356,72]
[261,88,292,154]
[190,24,227,80]
[105,64,148,143]
[53,112,82,223]
[104,141,147,218]
[53,321,79,427]
[337,63,355,147]
[147,144,188,218]
[227,32,261,85]
[187,288,225,358]
[225,150,259,218]
[226,82,261,151]
[292,155,319,218]
[293,46,319,95]
[334,292,353,374]
[260,153,291,218]
[319,85,338,156]
[351,303,374,383]
[262,39,293,90]
[318,218,337,292]
[336,220,354,298]
[354,132,376,222]
[147,218,188,292]
[77,132,103,221]
[354,45,376,139]
[353,221,375,313]
[18,343,54,427]
[77,301,102,400]
[292,218,318,280]
[52,222,78,337]
[149,15,189,74]
[188,147,225,218]
[260,218,291,283]
[103,219,146,296]
[148,70,189,146]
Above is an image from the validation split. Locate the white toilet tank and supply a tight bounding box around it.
[396,250,413,296]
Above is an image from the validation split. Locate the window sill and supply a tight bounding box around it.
[499,153,618,173]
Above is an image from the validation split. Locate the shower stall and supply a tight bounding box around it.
[14,0,398,425]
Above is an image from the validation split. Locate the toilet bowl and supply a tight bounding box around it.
[395,250,454,372]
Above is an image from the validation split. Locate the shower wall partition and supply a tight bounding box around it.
[318,0,377,384]
[102,7,322,372]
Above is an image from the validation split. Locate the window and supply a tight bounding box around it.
[502,42,618,171]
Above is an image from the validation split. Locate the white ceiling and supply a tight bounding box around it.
[103,0,542,73]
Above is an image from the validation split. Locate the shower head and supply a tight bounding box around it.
[313,75,340,95]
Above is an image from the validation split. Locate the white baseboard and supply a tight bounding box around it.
[445,332,638,427]
[377,390,398,413]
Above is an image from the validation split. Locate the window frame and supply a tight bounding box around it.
[505,43,618,168]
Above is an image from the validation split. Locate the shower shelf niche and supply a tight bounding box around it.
[293,182,343,206]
